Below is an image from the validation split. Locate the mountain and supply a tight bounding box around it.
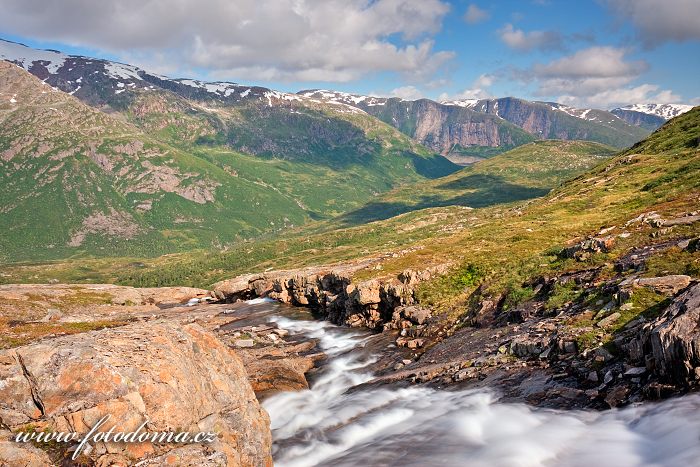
[298,90,536,164]
[611,104,694,131]
[442,97,651,148]
[0,45,459,261]
[300,91,652,162]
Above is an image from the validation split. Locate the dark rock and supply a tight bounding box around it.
[637,283,700,385]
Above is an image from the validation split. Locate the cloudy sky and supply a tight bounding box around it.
[0,0,698,108]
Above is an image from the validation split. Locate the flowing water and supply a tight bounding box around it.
[251,302,700,467]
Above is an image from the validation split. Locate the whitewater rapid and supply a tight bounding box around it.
[262,312,700,467]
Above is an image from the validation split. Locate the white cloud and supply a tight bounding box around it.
[389,85,425,100]
[438,74,494,101]
[533,46,647,79]
[604,0,700,47]
[464,4,490,24]
[527,47,679,108]
[557,84,682,109]
[498,23,563,52]
[0,0,453,83]
[525,47,648,106]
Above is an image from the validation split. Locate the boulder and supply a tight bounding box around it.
[597,312,621,328]
[643,283,700,385]
[0,321,272,466]
[562,236,615,260]
[212,274,256,301]
[349,281,381,306]
[509,337,545,358]
[395,306,432,325]
[633,275,691,296]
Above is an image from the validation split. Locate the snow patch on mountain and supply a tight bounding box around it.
[614,104,693,120]
[441,99,479,109]
[0,39,67,73]
[299,90,387,108]
[104,62,143,81]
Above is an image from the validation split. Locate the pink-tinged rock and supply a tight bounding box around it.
[0,321,272,466]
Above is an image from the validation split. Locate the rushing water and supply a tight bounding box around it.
[258,305,700,467]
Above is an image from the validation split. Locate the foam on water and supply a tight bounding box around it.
[245,297,277,305]
[264,314,700,467]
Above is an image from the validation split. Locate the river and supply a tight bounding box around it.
[242,301,700,467]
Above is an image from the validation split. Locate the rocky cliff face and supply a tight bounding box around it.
[461,98,651,148]
[299,91,535,157]
[0,320,272,466]
[628,283,700,386]
[610,108,667,131]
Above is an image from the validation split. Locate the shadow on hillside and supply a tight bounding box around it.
[337,174,549,226]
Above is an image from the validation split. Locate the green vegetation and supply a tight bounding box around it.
[333,140,615,225]
[0,64,459,262]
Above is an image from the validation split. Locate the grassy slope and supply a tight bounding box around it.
[0,139,618,286]
[333,140,616,225]
[0,64,459,261]
[105,108,700,302]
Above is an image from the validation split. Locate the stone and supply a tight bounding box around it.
[401,306,432,325]
[633,275,692,296]
[272,328,289,338]
[402,359,413,365]
[587,371,599,383]
[620,303,635,311]
[638,284,700,385]
[0,321,272,466]
[562,236,615,260]
[597,312,621,328]
[605,385,630,408]
[235,339,255,348]
[406,338,425,349]
[603,370,614,385]
[509,337,545,358]
[624,367,647,376]
[593,347,615,362]
[352,281,381,306]
[0,430,53,467]
[656,214,700,227]
[453,367,477,382]
[559,340,577,354]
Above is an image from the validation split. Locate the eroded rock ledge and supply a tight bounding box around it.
[212,264,447,330]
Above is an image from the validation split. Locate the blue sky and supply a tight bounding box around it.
[1,0,698,108]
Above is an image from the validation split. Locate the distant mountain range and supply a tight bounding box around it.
[2,38,692,164]
[299,91,685,162]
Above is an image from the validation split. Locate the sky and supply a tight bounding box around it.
[0,0,698,109]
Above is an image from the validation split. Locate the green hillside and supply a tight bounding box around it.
[96,108,698,294]
[335,140,616,225]
[0,62,458,261]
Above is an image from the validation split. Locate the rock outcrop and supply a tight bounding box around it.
[213,264,447,330]
[0,321,272,466]
[629,283,700,386]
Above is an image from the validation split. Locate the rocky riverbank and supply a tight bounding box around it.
[0,235,698,464]
[212,263,447,330]
[0,285,319,466]
[211,232,700,410]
